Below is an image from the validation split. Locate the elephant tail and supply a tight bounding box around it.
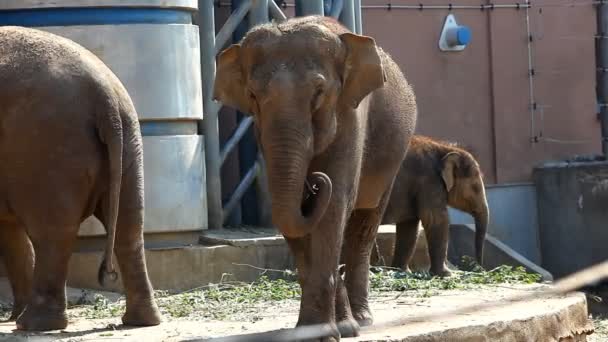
[96,97,123,287]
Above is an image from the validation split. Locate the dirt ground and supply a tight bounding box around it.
[0,284,594,342]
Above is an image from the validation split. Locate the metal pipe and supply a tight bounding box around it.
[524,0,537,143]
[222,161,260,223]
[250,0,269,25]
[354,0,361,34]
[220,116,254,165]
[295,0,324,16]
[598,0,608,157]
[339,0,355,32]
[241,0,270,225]
[269,0,287,21]
[327,0,343,18]
[214,0,252,55]
[199,0,224,229]
[361,4,531,10]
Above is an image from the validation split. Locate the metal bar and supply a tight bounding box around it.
[354,0,361,34]
[222,161,260,224]
[199,0,223,229]
[295,0,324,16]
[327,0,343,18]
[361,4,531,10]
[214,0,252,55]
[269,0,287,21]
[236,0,269,225]
[220,117,253,165]
[250,0,269,25]
[339,0,355,32]
[598,0,608,157]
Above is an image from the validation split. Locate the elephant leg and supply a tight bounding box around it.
[343,192,391,327]
[16,222,79,331]
[420,208,451,277]
[391,219,420,271]
[334,267,359,338]
[285,208,347,341]
[0,222,34,321]
[96,165,161,327]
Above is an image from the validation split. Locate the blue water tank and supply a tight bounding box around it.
[0,0,207,236]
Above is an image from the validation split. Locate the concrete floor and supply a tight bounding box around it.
[0,283,593,342]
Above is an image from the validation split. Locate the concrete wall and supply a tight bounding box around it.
[360,0,599,185]
[449,183,541,264]
[534,161,608,279]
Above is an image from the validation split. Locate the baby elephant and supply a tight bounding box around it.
[382,135,489,276]
[0,27,161,330]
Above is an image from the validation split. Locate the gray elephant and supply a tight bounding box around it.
[0,26,161,331]
[214,16,417,340]
[382,135,489,276]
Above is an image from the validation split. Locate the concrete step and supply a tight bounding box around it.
[0,224,550,293]
[0,284,593,342]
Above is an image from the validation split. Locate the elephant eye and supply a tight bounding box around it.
[248,88,257,102]
[312,86,324,111]
[247,88,259,116]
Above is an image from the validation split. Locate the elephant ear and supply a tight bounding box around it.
[441,152,461,192]
[339,32,386,109]
[213,44,251,114]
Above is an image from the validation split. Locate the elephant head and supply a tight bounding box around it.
[441,151,489,265]
[213,18,386,238]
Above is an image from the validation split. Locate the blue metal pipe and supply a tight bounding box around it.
[0,7,192,26]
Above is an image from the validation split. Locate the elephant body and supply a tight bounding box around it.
[0,26,160,331]
[214,16,417,340]
[382,135,489,276]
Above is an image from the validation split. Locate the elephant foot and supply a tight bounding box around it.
[122,303,162,327]
[430,267,452,278]
[337,317,360,338]
[352,307,374,327]
[8,304,26,321]
[295,319,340,342]
[16,307,67,331]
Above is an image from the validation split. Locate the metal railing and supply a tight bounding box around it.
[199,0,359,229]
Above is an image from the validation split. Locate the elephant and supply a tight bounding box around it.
[0,26,161,331]
[381,135,489,277]
[214,16,417,340]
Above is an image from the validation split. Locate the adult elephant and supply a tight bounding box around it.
[382,135,489,276]
[0,26,161,331]
[214,16,417,340]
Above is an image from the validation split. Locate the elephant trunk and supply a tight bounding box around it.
[265,127,332,238]
[473,203,489,266]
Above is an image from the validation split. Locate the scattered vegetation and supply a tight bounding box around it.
[62,257,542,322]
[0,303,9,321]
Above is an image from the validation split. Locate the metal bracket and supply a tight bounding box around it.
[438,14,471,52]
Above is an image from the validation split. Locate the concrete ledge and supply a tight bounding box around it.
[59,223,552,292]
[0,285,592,342]
[448,224,553,282]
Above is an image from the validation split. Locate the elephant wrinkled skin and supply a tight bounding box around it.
[0,26,161,331]
[214,16,417,340]
[382,135,489,277]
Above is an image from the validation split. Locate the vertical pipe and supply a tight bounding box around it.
[199,0,223,229]
[248,0,273,226]
[295,0,324,16]
[339,0,355,32]
[354,0,362,34]
[250,0,269,25]
[598,1,608,158]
